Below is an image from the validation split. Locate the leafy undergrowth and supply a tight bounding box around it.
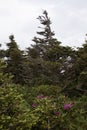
[0,84,86,130]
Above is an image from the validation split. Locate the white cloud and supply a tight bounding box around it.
[0,0,87,49]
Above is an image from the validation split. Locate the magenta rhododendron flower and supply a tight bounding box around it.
[37,95,44,99]
[64,104,72,110]
[54,111,60,116]
[32,103,37,108]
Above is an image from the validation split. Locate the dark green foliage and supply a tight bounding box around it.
[5,35,27,85]
[26,10,62,86]
[0,59,12,85]
[76,42,87,93]
[0,10,86,93]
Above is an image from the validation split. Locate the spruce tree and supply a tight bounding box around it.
[76,40,87,93]
[5,35,24,84]
[31,10,60,59]
[27,10,62,86]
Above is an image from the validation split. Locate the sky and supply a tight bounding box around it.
[0,0,87,49]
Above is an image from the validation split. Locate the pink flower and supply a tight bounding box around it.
[54,111,60,116]
[32,103,37,108]
[64,104,72,110]
[37,95,44,99]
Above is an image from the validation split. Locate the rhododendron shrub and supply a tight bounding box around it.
[0,85,38,130]
[31,94,87,130]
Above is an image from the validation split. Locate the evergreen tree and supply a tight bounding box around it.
[0,59,12,85]
[32,10,61,59]
[5,35,25,84]
[27,10,67,86]
[76,39,87,93]
[0,44,5,59]
[61,39,87,96]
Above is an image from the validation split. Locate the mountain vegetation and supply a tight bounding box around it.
[0,10,87,130]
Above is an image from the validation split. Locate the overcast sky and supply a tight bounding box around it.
[0,0,87,49]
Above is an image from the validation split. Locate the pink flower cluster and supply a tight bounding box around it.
[54,111,60,116]
[64,102,74,110]
[32,103,37,108]
[37,95,44,99]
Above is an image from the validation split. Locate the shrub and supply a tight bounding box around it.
[0,85,38,130]
[31,94,87,130]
